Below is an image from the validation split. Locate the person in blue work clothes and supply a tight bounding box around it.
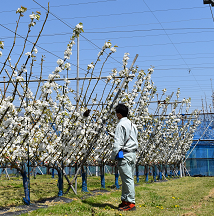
[111,103,138,211]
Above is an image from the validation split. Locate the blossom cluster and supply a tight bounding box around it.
[0,54,200,171]
[0,41,4,57]
[0,9,200,173]
[29,11,41,27]
[16,6,27,14]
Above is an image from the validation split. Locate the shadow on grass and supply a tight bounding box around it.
[82,199,118,209]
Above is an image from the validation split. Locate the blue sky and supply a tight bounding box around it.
[0,0,214,114]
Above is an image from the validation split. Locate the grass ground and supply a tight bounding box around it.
[0,173,213,215]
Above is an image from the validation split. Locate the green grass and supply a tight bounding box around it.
[0,174,213,215]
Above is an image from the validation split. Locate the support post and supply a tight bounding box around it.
[177,164,180,176]
[69,166,72,178]
[158,165,162,180]
[136,165,139,183]
[105,165,111,174]
[75,163,78,192]
[95,166,99,176]
[33,166,36,179]
[145,165,149,182]
[76,36,79,110]
[58,169,63,197]
[81,166,89,192]
[182,161,185,177]
[180,163,182,178]
[100,163,105,188]
[21,170,30,205]
[153,165,157,182]
[114,166,120,189]
[207,148,210,176]
[87,166,92,176]
[164,164,168,178]
[52,168,55,178]
[5,168,10,180]
[26,73,30,204]
[170,165,173,178]
[61,86,65,194]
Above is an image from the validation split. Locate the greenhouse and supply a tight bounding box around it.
[186,113,214,176]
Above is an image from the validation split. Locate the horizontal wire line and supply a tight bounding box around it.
[31,0,122,66]
[0,0,117,13]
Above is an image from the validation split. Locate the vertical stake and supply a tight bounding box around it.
[62,86,65,194]
[77,36,79,110]
[26,72,30,204]
[75,36,80,193]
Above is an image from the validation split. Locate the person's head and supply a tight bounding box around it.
[115,103,128,119]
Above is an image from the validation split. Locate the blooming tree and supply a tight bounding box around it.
[0,5,201,200]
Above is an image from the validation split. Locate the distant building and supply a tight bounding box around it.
[186,113,214,176]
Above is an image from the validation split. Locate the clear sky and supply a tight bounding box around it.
[0,0,214,114]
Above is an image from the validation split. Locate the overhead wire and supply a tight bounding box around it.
[1,16,212,33]
[18,53,214,63]
[1,1,212,77]
[1,2,212,104]
[0,5,213,125]
[31,0,122,66]
[0,5,207,15]
[0,0,117,14]
[29,1,134,106]
[0,1,121,83]
[82,27,214,34]
[143,0,206,96]
[5,38,214,65]
[0,22,118,87]
[3,28,214,41]
[26,6,208,21]
[0,22,88,72]
[0,63,101,105]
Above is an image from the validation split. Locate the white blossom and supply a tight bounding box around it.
[29,14,37,19]
[0,24,200,173]
[103,41,112,49]
[16,7,27,13]
[33,47,38,54]
[55,66,62,73]
[25,52,31,56]
[0,41,4,49]
[16,76,24,81]
[76,23,83,29]
[87,63,94,70]
[110,47,116,53]
[65,63,71,70]
[57,59,64,66]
